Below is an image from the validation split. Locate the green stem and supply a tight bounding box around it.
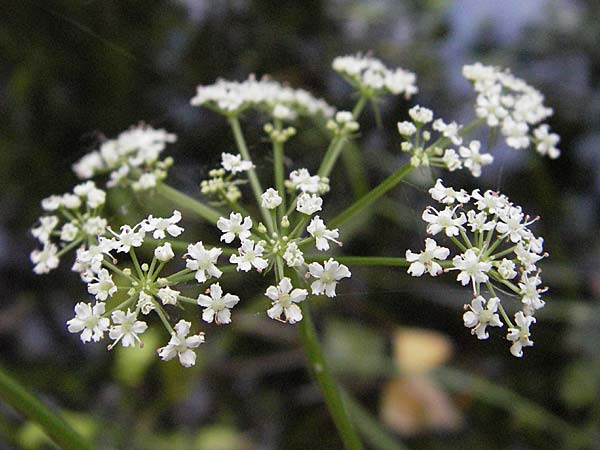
[272,127,287,219]
[228,116,274,233]
[305,256,409,267]
[297,302,364,450]
[156,183,221,225]
[0,365,98,450]
[330,164,413,228]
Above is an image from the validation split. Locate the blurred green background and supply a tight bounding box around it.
[2,0,600,449]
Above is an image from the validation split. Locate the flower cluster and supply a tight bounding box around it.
[72,123,176,191]
[31,181,107,274]
[463,63,560,158]
[405,179,548,357]
[397,105,494,177]
[190,75,335,119]
[200,152,253,204]
[332,53,418,98]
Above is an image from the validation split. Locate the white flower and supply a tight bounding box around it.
[265,277,307,324]
[261,188,282,209]
[273,104,296,121]
[459,140,493,177]
[154,242,175,262]
[502,117,530,149]
[114,225,145,253]
[136,291,155,315]
[158,320,205,368]
[32,216,59,244]
[307,216,341,251]
[31,243,60,274]
[185,242,223,283]
[217,213,252,243]
[408,105,433,124]
[428,179,470,204]
[142,210,184,239]
[60,223,79,242]
[308,258,351,297]
[466,210,496,233]
[87,268,117,301]
[397,121,417,136]
[432,119,463,145]
[197,283,240,325]
[61,193,82,209]
[471,189,509,215]
[41,195,62,211]
[518,273,546,312]
[289,169,321,193]
[463,296,503,340]
[496,258,517,280]
[442,149,462,171]
[221,152,254,173]
[533,125,560,159]
[157,286,180,305]
[108,309,148,348]
[496,206,529,243]
[230,240,268,272]
[507,312,535,357]
[134,173,157,190]
[296,193,322,215]
[67,302,110,343]
[422,206,466,237]
[83,217,107,236]
[515,243,544,273]
[283,241,304,267]
[451,249,492,289]
[405,238,450,277]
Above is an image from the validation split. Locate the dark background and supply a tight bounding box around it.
[1,1,600,449]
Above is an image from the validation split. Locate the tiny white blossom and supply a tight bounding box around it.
[137,291,155,315]
[265,277,307,324]
[283,241,304,267]
[428,179,470,204]
[41,195,62,211]
[83,217,107,236]
[142,210,184,239]
[60,223,79,242]
[32,216,59,244]
[533,125,560,159]
[289,169,321,193]
[296,193,322,215]
[442,149,463,171]
[87,268,117,301]
[496,258,517,280]
[502,117,530,149]
[197,283,240,325]
[408,105,433,124]
[221,152,254,173]
[157,286,180,305]
[405,238,450,277]
[451,249,493,290]
[185,242,223,283]
[158,320,205,368]
[114,225,145,253]
[109,309,148,348]
[307,216,341,251]
[31,243,60,274]
[308,258,351,297]
[230,240,268,272]
[61,193,82,209]
[67,302,110,343]
[463,296,503,340]
[397,121,417,136]
[261,188,282,209]
[154,242,175,262]
[459,140,494,177]
[507,312,535,357]
[422,206,466,237]
[217,212,252,243]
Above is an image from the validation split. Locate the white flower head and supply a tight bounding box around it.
[221,152,254,173]
[308,258,351,297]
[296,193,322,215]
[67,302,110,343]
[463,296,503,340]
[32,216,59,244]
[408,105,433,124]
[265,277,307,324]
[31,243,60,274]
[197,283,240,325]
[405,238,450,277]
[113,225,145,253]
[289,169,321,193]
[185,242,223,283]
[283,241,304,268]
[154,242,175,262]
[157,286,180,305]
[261,188,282,209]
[87,268,117,301]
[230,239,268,272]
[158,320,205,368]
[451,248,493,291]
[108,309,148,348]
[307,216,341,251]
[142,210,184,240]
[397,121,417,136]
[217,212,252,243]
[507,312,535,357]
[422,206,466,237]
[429,179,470,204]
[459,140,494,177]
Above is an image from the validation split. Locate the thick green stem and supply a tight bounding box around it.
[0,366,98,450]
[330,164,413,228]
[228,116,274,232]
[297,302,364,450]
[156,183,221,225]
